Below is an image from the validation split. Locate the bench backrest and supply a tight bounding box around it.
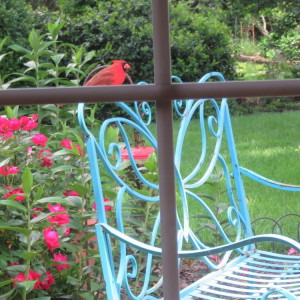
[78,72,253,297]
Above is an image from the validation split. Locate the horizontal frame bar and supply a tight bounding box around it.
[0,79,299,106]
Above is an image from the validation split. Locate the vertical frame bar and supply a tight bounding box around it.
[152,0,180,299]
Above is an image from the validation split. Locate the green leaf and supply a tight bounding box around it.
[0,288,14,299]
[17,280,37,291]
[29,30,40,53]
[31,297,51,300]
[67,276,80,286]
[5,106,13,119]
[0,279,14,288]
[79,292,94,300]
[0,37,8,52]
[30,231,42,246]
[48,20,65,41]
[0,200,27,213]
[34,186,43,202]
[6,264,27,272]
[107,126,119,144]
[0,226,31,237]
[21,251,40,261]
[52,165,74,174]
[81,232,96,244]
[36,197,70,206]
[51,54,64,66]
[22,167,33,195]
[67,196,83,208]
[10,44,31,54]
[30,212,52,224]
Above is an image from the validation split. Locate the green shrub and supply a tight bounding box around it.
[0,0,34,75]
[55,0,236,83]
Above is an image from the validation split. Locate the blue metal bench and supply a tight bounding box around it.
[78,72,300,299]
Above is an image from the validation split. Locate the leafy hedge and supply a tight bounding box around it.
[54,0,236,83]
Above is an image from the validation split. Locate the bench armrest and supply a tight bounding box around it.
[240,167,300,192]
[98,223,300,258]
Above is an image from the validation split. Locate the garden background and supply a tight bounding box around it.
[0,0,299,299]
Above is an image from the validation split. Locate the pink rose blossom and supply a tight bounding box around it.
[8,118,21,131]
[6,165,19,175]
[53,252,70,271]
[48,203,66,213]
[43,226,60,252]
[4,186,25,202]
[61,139,83,156]
[38,271,54,290]
[32,134,48,147]
[48,203,70,226]
[0,165,19,176]
[61,139,72,149]
[64,190,80,196]
[13,269,41,289]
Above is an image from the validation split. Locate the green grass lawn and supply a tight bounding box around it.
[169,110,300,246]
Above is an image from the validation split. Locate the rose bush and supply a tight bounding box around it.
[0,107,108,299]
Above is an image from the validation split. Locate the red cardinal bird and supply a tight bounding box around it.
[84,60,131,86]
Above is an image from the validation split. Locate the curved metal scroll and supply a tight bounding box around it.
[78,72,254,298]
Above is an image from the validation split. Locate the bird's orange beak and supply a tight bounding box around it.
[124,63,131,70]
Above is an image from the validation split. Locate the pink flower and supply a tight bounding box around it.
[32,207,43,218]
[6,165,19,175]
[61,139,83,156]
[27,146,33,157]
[0,165,19,176]
[48,203,70,225]
[288,248,299,255]
[38,271,54,290]
[20,116,38,131]
[32,114,38,121]
[61,139,72,149]
[8,118,21,131]
[43,226,60,252]
[53,252,70,271]
[32,134,48,147]
[20,116,30,126]
[75,144,83,156]
[39,149,53,167]
[4,186,25,202]
[93,198,112,213]
[64,190,80,197]
[13,269,41,289]
[40,156,52,168]
[48,214,70,226]
[23,120,38,131]
[209,255,221,263]
[0,167,7,175]
[64,226,70,236]
[48,203,66,213]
